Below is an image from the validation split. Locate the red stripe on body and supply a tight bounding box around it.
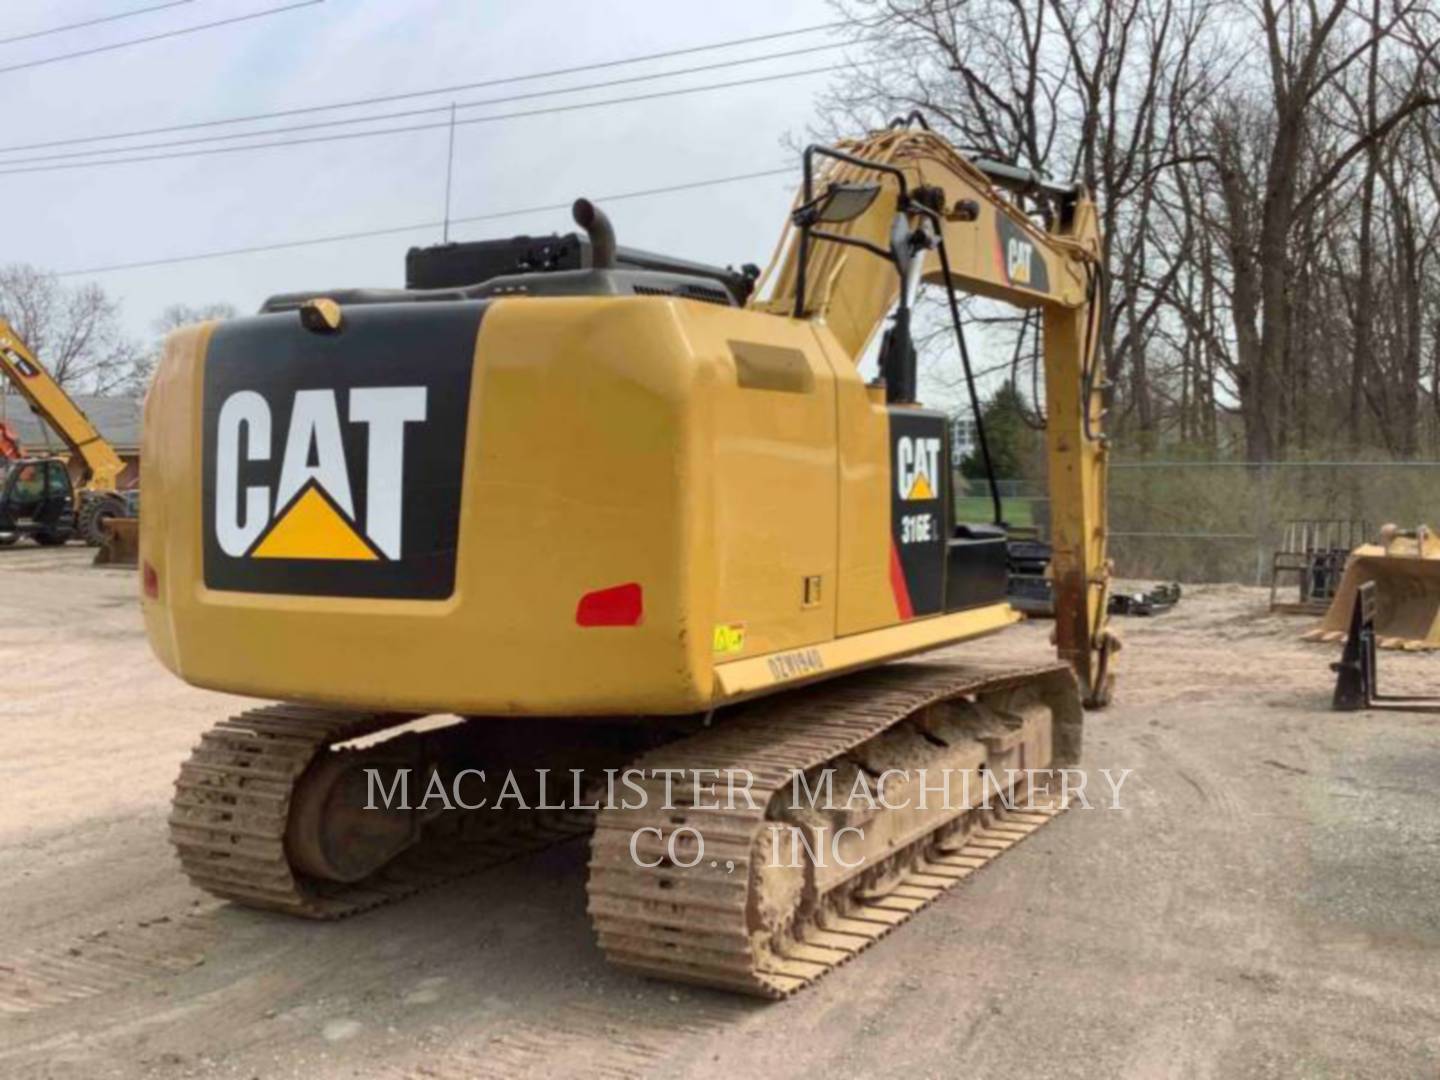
[993,229,1010,285]
[888,541,914,621]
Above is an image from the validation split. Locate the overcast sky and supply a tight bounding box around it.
[4,0,841,340]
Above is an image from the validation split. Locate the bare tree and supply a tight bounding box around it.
[1188,0,1439,459]
[0,264,141,395]
[822,0,1220,447]
[126,302,239,396]
[826,0,1440,462]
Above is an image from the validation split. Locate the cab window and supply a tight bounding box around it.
[46,462,71,496]
[13,464,43,500]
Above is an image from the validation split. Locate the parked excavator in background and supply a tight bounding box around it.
[0,318,136,560]
[144,117,1114,997]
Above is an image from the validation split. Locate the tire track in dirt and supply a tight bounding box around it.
[0,913,214,1016]
[1133,730,1244,822]
[0,548,101,575]
[383,998,749,1079]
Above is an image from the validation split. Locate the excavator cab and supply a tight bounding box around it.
[0,457,76,546]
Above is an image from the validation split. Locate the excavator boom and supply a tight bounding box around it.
[753,125,1113,703]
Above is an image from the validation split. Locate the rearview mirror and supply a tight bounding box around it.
[793,183,884,229]
[813,182,882,224]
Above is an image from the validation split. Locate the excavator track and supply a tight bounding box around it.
[168,705,592,919]
[586,661,1082,998]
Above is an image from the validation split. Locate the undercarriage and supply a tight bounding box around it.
[170,660,1082,995]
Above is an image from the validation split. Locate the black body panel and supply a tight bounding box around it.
[888,408,949,617]
[201,302,483,600]
[887,407,1010,618]
[406,232,755,304]
[946,524,1010,612]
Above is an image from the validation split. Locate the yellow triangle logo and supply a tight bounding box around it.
[906,473,935,501]
[250,485,380,561]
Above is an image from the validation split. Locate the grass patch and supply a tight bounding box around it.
[956,496,1036,527]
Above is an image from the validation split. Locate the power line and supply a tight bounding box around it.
[0,0,322,76]
[0,20,846,154]
[1,41,855,167]
[0,65,844,177]
[0,0,196,47]
[56,165,797,276]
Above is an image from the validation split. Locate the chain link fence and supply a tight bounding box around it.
[957,462,1440,584]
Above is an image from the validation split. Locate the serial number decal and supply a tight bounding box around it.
[767,647,825,682]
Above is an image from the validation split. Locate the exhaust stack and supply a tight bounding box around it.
[572,198,616,270]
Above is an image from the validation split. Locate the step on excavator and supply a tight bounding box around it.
[0,319,136,559]
[143,118,1115,997]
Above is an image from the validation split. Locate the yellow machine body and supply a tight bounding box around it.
[143,297,1018,715]
[142,126,1112,718]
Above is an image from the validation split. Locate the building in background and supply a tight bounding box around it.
[1,393,141,488]
[951,413,977,464]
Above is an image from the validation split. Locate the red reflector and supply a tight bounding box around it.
[575,582,643,627]
[142,561,159,599]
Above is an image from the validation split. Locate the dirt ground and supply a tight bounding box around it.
[2,545,1438,1079]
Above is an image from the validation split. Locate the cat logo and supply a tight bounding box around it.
[896,435,942,502]
[3,348,40,378]
[214,387,427,561]
[1007,237,1034,286]
[995,215,1049,293]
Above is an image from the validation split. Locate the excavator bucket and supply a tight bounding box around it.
[1303,525,1440,650]
[94,516,139,568]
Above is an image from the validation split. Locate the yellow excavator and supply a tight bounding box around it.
[142,118,1114,997]
[0,319,135,555]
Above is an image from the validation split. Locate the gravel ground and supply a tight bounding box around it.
[1,545,1437,1079]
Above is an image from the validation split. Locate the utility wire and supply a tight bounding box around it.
[1,41,855,166]
[0,0,196,47]
[56,165,797,276]
[0,65,844,176]
[0,20,846,154]
[0,0,321,76]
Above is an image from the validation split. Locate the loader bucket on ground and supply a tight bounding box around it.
[1304,526,1440,650]
[94,517,139,568]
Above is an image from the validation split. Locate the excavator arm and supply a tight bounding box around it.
[752,124,1116,705]
[0,318,125,492]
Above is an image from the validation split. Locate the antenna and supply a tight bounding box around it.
[442,102,457,243]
